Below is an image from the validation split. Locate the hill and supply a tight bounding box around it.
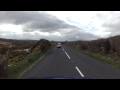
[0,38,38,49]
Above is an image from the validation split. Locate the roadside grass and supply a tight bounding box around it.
[68,46,120,69]
[4,46,54,79]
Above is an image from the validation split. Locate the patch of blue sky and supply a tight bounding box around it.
[83,25,97,33]
[66,17,97,34]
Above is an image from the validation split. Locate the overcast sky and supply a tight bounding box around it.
[0,11,119,41]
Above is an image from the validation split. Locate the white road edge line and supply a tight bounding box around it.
[65,51,71,59]
[75,66,84,77]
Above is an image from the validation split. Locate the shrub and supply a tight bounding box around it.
[0,60,8,78]
[104,39,111,54]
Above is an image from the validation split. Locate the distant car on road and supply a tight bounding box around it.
[57,43,62,48]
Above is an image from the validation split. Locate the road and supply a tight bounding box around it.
[20,45,120,79]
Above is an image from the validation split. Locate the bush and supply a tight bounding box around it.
[104,39,111,54]
[40,44,46,52]
[32,47,40,52]
[0,60,8,78]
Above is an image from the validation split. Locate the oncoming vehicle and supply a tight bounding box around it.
[57,43,62,48]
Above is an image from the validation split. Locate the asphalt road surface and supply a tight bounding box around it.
[20,45,120,79]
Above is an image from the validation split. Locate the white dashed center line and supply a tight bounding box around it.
[62,47,71,59]
[62,48,65,51]
[65,51,71,59]
[62,47,84,77]
[75,66,84,77]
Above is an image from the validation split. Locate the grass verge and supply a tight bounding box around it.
[68,46,120,69]
[4,46,54,79]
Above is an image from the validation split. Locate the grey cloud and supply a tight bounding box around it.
[24,19,76,32]
[0,11,99,41]
[0,11,43,24]
[93,11,120,37]
[101,12,120,36]
[0,11,77,32]
[0,30,99,41]
[67,32,99,41]
[59,29,99,41]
